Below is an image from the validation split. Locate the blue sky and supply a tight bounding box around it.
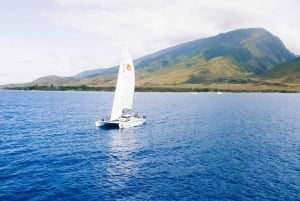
[1,0,300,84]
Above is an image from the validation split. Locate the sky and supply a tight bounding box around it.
[1,0,300,84]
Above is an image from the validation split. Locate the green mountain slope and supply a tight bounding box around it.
[134,56,249,86]
[78,28,295,80]
[266,57,300,83]
[32,75,77,85]
[84,28,294,86]
[135,28,294,75]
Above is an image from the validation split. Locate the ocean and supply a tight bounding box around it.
[0,90,299,200]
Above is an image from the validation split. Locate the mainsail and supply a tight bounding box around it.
[110,47,135,121]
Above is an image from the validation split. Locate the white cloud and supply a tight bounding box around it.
[48,0,300,54]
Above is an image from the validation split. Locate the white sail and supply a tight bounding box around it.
[110,47,135,121]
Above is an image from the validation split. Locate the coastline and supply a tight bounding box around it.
[2,83,299,93]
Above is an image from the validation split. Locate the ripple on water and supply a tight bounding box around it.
[0,91,299,200]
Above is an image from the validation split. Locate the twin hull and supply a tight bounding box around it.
[95,116,146,129]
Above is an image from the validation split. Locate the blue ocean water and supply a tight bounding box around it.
[0,90,299,200]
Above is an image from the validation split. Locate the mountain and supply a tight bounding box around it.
[77,28,295,82]
[3,28,298,91]
[265,57,300,83]
[137,28,294,75]
[73,67,119,79]
[31,75,77,85]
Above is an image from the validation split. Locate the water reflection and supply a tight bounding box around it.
[106,129,139,190]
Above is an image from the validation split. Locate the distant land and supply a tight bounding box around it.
[2,28,300,92]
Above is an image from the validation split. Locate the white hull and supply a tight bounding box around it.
[95,116,146,129]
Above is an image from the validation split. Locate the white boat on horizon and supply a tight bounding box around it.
[191,86,198,94]
[217,87,224,94]
[95,47,146,129]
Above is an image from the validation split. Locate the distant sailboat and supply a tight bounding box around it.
[217,87,223,94]
[95,47,146,129]
[191,85,198,94]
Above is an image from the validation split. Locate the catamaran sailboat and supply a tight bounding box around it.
[95,47,146,129]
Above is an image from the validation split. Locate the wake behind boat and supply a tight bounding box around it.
[95,47,146,129]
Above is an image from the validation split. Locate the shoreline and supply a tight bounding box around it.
[2,85,299,93]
